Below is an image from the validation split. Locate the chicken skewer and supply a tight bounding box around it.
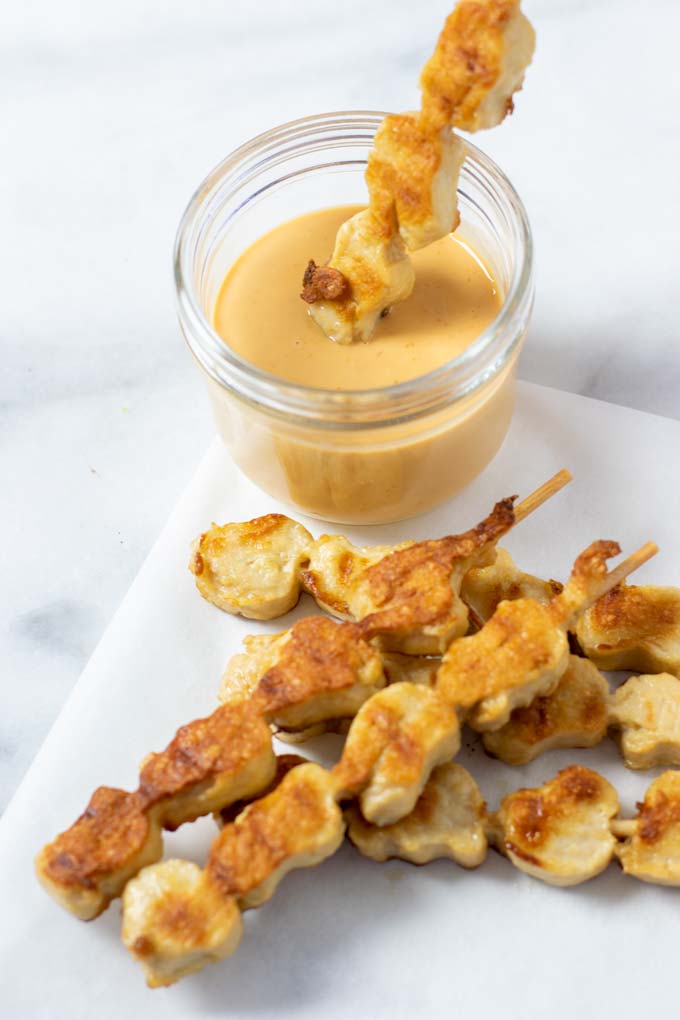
[37,535,655,921]
[436,540,658,732]
[302,0,536,343]
[191,468,572,654]
[123,756,680,987]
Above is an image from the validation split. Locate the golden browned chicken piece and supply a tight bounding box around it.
[347,763,487,867]
[189,513,313,619]
[331,682,460,825]
[354,498,515,654]
[208,763,345,909]
[217,754,308,827]
[381,651,441,687]
[192,472,571,642]
[219,630,439,743]
[305,0,535,343]
[489,766,619,886]
[303,208,416,344]
[35,701,275,919]
[35,789,163,922]
[122,861,243,988]
[123,763,344,986]
[365,114,466,250]
[218,616,385,740]
[461,546,563,626]
[615,771,680,885]
[482,656,610,765]
[419,0,536,134]
[575,583,680,677]
[609,673,680,770]
[437,540,652,732]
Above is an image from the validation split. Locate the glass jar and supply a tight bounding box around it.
[174,111,533,525]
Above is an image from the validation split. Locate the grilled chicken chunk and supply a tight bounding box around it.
[461,546,563,625]
[609,672,680,770]
[576,583,680,677]
[122,861,243,988]
[190,514,313,620]
[305,0,535,343]
[482,656,609,765]
[36,702,275,919]
[332,682,460,825]
[437,541,623,731]
[489,766,619,886]
[347,762,487,867]
[616,771,680,885]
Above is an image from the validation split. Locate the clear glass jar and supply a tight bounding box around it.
[174,111,533,525]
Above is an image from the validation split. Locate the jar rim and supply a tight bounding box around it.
[174,110,533,430]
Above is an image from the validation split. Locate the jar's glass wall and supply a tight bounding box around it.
[176,113,532,524]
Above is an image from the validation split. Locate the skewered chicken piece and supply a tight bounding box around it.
[482,656,610,765]
[461,546,563,627]
[192,470,572,655]
[220,629,439,742]
[190,513,313,620]
[609,673,680,770]
[304,0,535,343]
[575,583,680,677]
[347,762,487,867]
[123,762,344,987]
[331,682,460,825]
[121,754,679,987]
[121,860,243,988]
[436,540,657,732]
[419,0,536,134]
[488,766,620,886]
[615,771,680,885]
[35,701,276,920]
[217,754,307,827]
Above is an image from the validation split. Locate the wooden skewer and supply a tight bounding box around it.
[610,819,636,839]
[594,541,658,603]
[513,468,573,524]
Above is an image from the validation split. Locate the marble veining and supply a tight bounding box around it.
[2,0,679,811]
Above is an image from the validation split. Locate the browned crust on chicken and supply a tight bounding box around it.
[300,260,350,304]
[207,764,344,905]
[503,767,605,857]
[39,788,150,890]
[420,0,525,131]
[217,755,307,827]
[253,617,375,714]
[365,113,446,235]
[357,496,516,639]
[138,702,273,824]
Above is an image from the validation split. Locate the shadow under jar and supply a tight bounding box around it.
[174,111,533,525]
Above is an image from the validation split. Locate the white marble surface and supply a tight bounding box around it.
[2,0,679,812]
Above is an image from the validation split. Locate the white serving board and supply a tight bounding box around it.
[2,380,680,1019]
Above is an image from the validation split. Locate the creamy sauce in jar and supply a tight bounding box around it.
[213,204,501,388]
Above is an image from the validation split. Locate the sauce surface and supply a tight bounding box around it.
[213,205,500,390]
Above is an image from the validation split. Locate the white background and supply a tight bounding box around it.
[2,0,680,809]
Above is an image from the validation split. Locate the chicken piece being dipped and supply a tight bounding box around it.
[303,0,535,344]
